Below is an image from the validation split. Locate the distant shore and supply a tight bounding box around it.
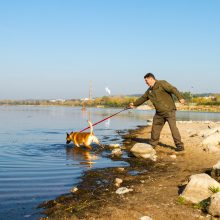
[1,101,220,113]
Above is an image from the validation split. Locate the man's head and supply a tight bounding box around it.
[144,73,156,87]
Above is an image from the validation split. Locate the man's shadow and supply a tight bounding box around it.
[131,137,176,151]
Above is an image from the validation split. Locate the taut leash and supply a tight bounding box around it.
[79,107,131,132]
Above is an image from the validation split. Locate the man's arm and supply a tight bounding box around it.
[129,92,149,108]
[160,80,184,103]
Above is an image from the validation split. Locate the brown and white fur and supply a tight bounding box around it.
[66,121,100,149]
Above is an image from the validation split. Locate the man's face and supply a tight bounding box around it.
[145,77,155,87]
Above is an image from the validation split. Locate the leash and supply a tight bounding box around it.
[79,107,131,132]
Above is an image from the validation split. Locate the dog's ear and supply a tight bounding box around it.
[66,132,69,137]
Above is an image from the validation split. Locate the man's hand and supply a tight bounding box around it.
[179,99,185,105]
[129,102,135,109]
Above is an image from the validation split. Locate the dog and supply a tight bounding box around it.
[66,121,100,149]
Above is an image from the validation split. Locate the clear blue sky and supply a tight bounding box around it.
[0,0,220,100]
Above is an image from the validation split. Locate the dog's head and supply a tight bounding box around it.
[66,132,71,144]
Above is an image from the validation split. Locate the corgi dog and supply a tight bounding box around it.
[66,121,100,149]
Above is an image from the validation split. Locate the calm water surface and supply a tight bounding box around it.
[1,106,220,220]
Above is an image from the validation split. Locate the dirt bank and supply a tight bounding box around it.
[40,121,220,220]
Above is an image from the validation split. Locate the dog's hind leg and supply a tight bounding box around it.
[84,139,92,150]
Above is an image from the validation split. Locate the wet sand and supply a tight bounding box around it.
[40,121,220,220]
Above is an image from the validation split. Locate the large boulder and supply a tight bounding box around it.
[202,133,220,147]
[199,127,220,138]
[208,192,220,217]
[180,173,220,204]
[130,143,157,161]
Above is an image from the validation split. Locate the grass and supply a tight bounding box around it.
[209,186,220,193]
[177,196,186,205]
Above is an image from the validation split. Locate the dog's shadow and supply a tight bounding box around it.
[131,137,176,151]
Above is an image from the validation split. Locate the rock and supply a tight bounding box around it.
[202,133,220,147]
[115,187,133,195]
[180,173,220,204]
[170,154,177,159]
[70,187,78,193]
[204,145,220,153]
[109,143,121,149]
[199,127,220,138]
[117,167,125,172]
[139,216,152,220]
[211,160,220,178]
[130,143,157,161]
[115,178,123,187]
[111,148,122,157]
[208,192,220,217]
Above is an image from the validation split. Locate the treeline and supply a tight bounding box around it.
[0,99,81,106]
[85,96,137,107]
[1,93,220,108]
[0,96,137,108]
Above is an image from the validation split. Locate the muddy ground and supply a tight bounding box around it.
[39,122,220,220]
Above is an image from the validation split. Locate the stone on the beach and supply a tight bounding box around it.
[109,143,121,149]
[115,178,123,187]
[199,126,220,138]
[111,148,122,157]
[70,187,78,193]
[202,133,220,147]
[130,143,157,161]
[208,192,220,217]
[180,173,220,204]
[117,167,125,172]
[139,216,152,220]
[115,187,133,195]
[170,154,177,159]
[211,160,220,178]
[204,145,220,153]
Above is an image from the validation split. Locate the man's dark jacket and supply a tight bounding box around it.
[133,80,184,113]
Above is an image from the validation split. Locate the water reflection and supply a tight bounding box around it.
[105,119,111,128]
[65,146,99,168]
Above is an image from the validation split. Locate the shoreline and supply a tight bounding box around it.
[1,104,220,113]
[39,121,220,220]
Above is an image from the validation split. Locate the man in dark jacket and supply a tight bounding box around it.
[129,73,185,151]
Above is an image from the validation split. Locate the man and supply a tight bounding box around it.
[129,73,185,151]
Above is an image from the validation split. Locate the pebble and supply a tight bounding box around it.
[111,148,122,157]
[115,178,123,187]
[170,154,177,159]
[117,167,125,172]
[115,187,133,195]
[70,187,78,193]
[139,216,152,220]
[109,143,121,148]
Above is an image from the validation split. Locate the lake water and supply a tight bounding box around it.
[1,106,220,220]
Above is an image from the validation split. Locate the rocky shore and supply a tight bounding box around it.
[39,121,220,220]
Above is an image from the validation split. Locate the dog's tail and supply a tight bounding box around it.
[88,120,93,135]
